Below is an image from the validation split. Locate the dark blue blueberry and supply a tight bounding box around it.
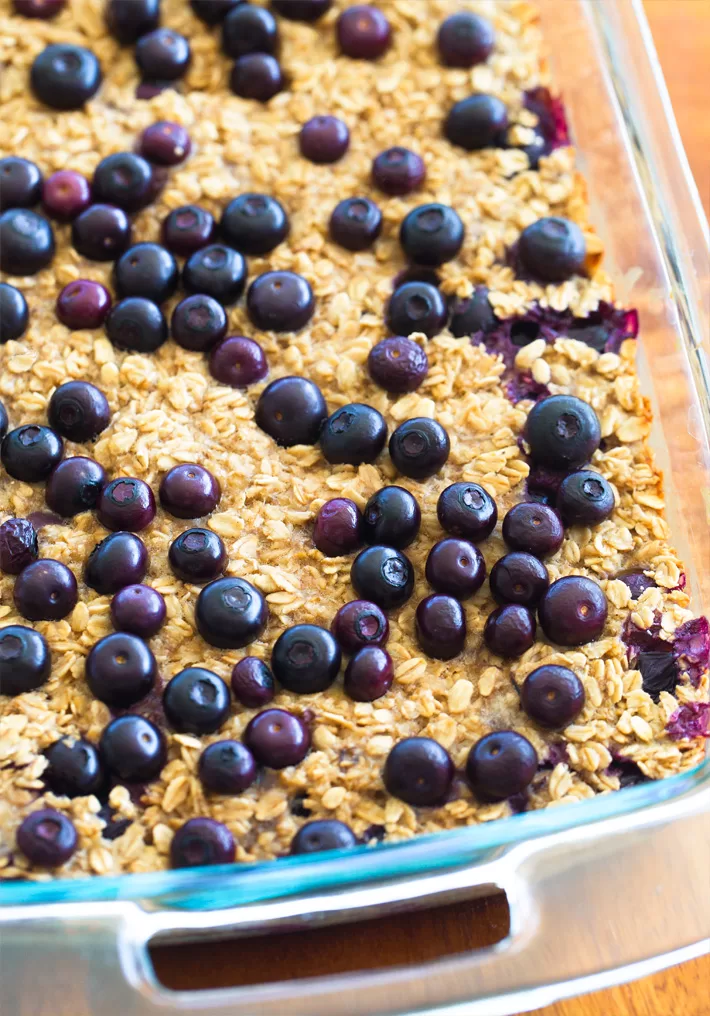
[489,552,549,607]
[329,197,382,251]
[416,594,466,660]
[30,43,102,109]
[524,395,601,469]
[48,381,110,442]
[85,632,157,707]
[0,518,38,574]
[92,152,162,213]
[14,0,66,18]
[195,576,268,649]
[14,559,77,622]
[230,53,284,101]
[444,94,508,150]
[230,656,275,707]
[182,244,247,306]
[84,531,148,595]
[16,809,77,867]
[71,204,131,261]
[243,708,311,768]
[255,375,327,446]
[538,575,608,646]
[45,457,106,517]
[222,4,278,58]
[437,11,495,67]
[518,217,586,282]
[0,283,29,342]
[320,403,387,465]
[0,157,42,211]
[502,502,564,558]
[388,417,450,480]
[106,0,160,43]
[386,281,447,338]
[247,271,315,332]
[618,569,656,600]
[272,0,331,20]
[299,115,350,164]
[466,731,537,800]
[556,469,614,526]
[0,208,55,275]
[168,527,227,584]
[162,205,216,257]
[99,715,166,783]
[368,336,428,393]
[171,294,227,351]
[384,737,454,806]
[171,817,236,867]
[449,286,496,336]
[371,147,425,196]
[105,297,168,353]
[110,584,166,639]
[521,664,585,728]
[425,538,485,600]
[399,203,464,267]
[313,498,363,557]
[220,193,289,255]
[97,477,156,532]
[350,545,414,610]
[483,603,536,657]
[291,819,357,854]
[362,485,420,549]
[0,625,51,696]
[199,740,257,794]
[191,0,243,24]
[114,243,179,304]
[163,667,231,734]
[271,624,341,693]
[136,29,191,81]
[44,737,105,798]
[1,425,63,482]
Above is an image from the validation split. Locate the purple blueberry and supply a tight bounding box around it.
[182,244,247,306]
[368,336,428,393]
[171,817,235,868]
[466,731,537,800]
[313,498,363,557]
[159,463,221,519]
[48,380,110,442]
[56,280,112,330]
[1,425,63,482]
[162,205,216,257]
[100,715,166,783]
[42,170,91,221]
[0,157,42,211]
[538,575,608,646]
[199,740,257,794]
[371,147,425,196]
[230,53,284,101]
[0,625,51,695]
[0,209,55,275]
[521,664,585,728]
[389,417,450,480]
[220,193,289,255]
[518,217,586,283]
[489,551,549,607]
[106,0,159,43]
[195,576,268,649]
[384,737,454,806]
[92,152,162,213]
[255,376,327,446]
[14,0,66,17]
[386,281,447,338]
[84,532,148,594]
[231,656,275,707]
[271,624,341,693]
[437,11,495,67]
[45,457,106,517]
[362,485,420,549]
[444,94,508,151]
[449,286,496,337]
[425,537,485,600]
[329,196,382,251]
[331,599,388,654]
[0,283,28,342]
[171,295,227,352]
[320,403,387,466]
[618,569,656,600]
[415,594,466,660]
[105,297,168,353]
[97,477,155,533]
[399,203,464,267]
[44,737,104,798]
[85,632,157,707]
[13,559,76,621]
[30,43,101,110]
[350,545,414,610]
[222,3,278,58]
[168,528,227,584]
[209,335,268,388]
[556,469,614,526]
[299,115,350,164]
[136,28,191,80]
[139,121,192,165]
[344,645,393,701]
[114,243,179,305]
[110,584,166,639]
[502,502,564,558]
[243,708,311,768]
[483,603,536,657]
[272,0,331,20]
[247,271,315,332]
[72,204,131,262]
[163,667,231,734]
[16,809,77,867]
[337,5,391,60]
[0,518,38,574]
[291,819,357,854]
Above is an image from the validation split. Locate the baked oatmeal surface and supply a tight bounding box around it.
[0,0,707,878]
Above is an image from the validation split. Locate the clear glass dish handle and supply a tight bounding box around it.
[2,783,709,1016]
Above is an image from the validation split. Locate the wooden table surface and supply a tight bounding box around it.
[152,3,710,1013]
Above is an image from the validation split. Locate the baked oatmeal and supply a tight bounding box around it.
[0,0,707,878]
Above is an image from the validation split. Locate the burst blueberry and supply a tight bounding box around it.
[0,518,38,574]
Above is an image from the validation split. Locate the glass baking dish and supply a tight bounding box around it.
[1,1,709,1013]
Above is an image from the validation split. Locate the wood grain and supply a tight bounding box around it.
[154,3,710,1013]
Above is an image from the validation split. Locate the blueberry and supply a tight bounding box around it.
[389,417,450,480]
[343,645,393,701]
[1,425,63,482]
[483,603,535,657]
[198,740,257,794]
[230,53,283,101]
[255,376,326,446]
[362,486,420,549]
[0,518,38,574]
[247,270,315,332]
[209,335,268,388]
[220,193,289,255]
[195,576,268,649]
[85,632,157,707]
[368,336,428,393]
[243,708,311,768]
[329,197,382,251]
[110,584,166,639]
[162,205,216,257]
[16,809,77,867]
[415,594,466,660]
[313,498,363,557]
[172,295,227,352]
[139,121,192,165]
[230,656,275,707]
[114,243,179,305]
[45,457,106,517]
[466,731,537,800]
[350,545,414,610]
[0,625,50,696]
[489,551,549,607]
[44,737,104,798]
[100,715,166,783]
[163,667,231,734]
[191,0,244,25]
[106,0,159,43]
[222,4,279,58]
[618,569,656,600]
[0,283,29,343]
[30,43,102,110]
[399,204,464,267]
[14,0,66,17]
[383,737,454,806]
[299,115,349,164]
[84,532,148,595]
[449,286,496,337]
[0,157,42,211]
[371,147,425,196]
[337,4,391,60]
[386,281,447,338]
[171,817,235,868]
[525,395,601,469]
[444,94,508,151]
[14,558,76,622]
[502,502,564,558]
[331,599,388,654]
[271,0,331,20]
[518,217,586,282]
[92,152,162,213]
[159,463,221,519]
[56,280,112,330]
[425,538,485,599]
[71,204,131,262]
[48,380,110,442]
[105,297,168,353]
[521,664,585,728]
[271,624,341,693]
[97,477,156,532]
[169,527,227,584]
[0,402,6,441]
[42,169,91,221]
[538,575,607,646]
[136,29,191,81]
[637,651,679,702]
[291,819,357,854]
[556,469,614,526]
[182,244,247,306]
[320,403,387,466]
[437,11,495,67]
[0,209,55,275]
